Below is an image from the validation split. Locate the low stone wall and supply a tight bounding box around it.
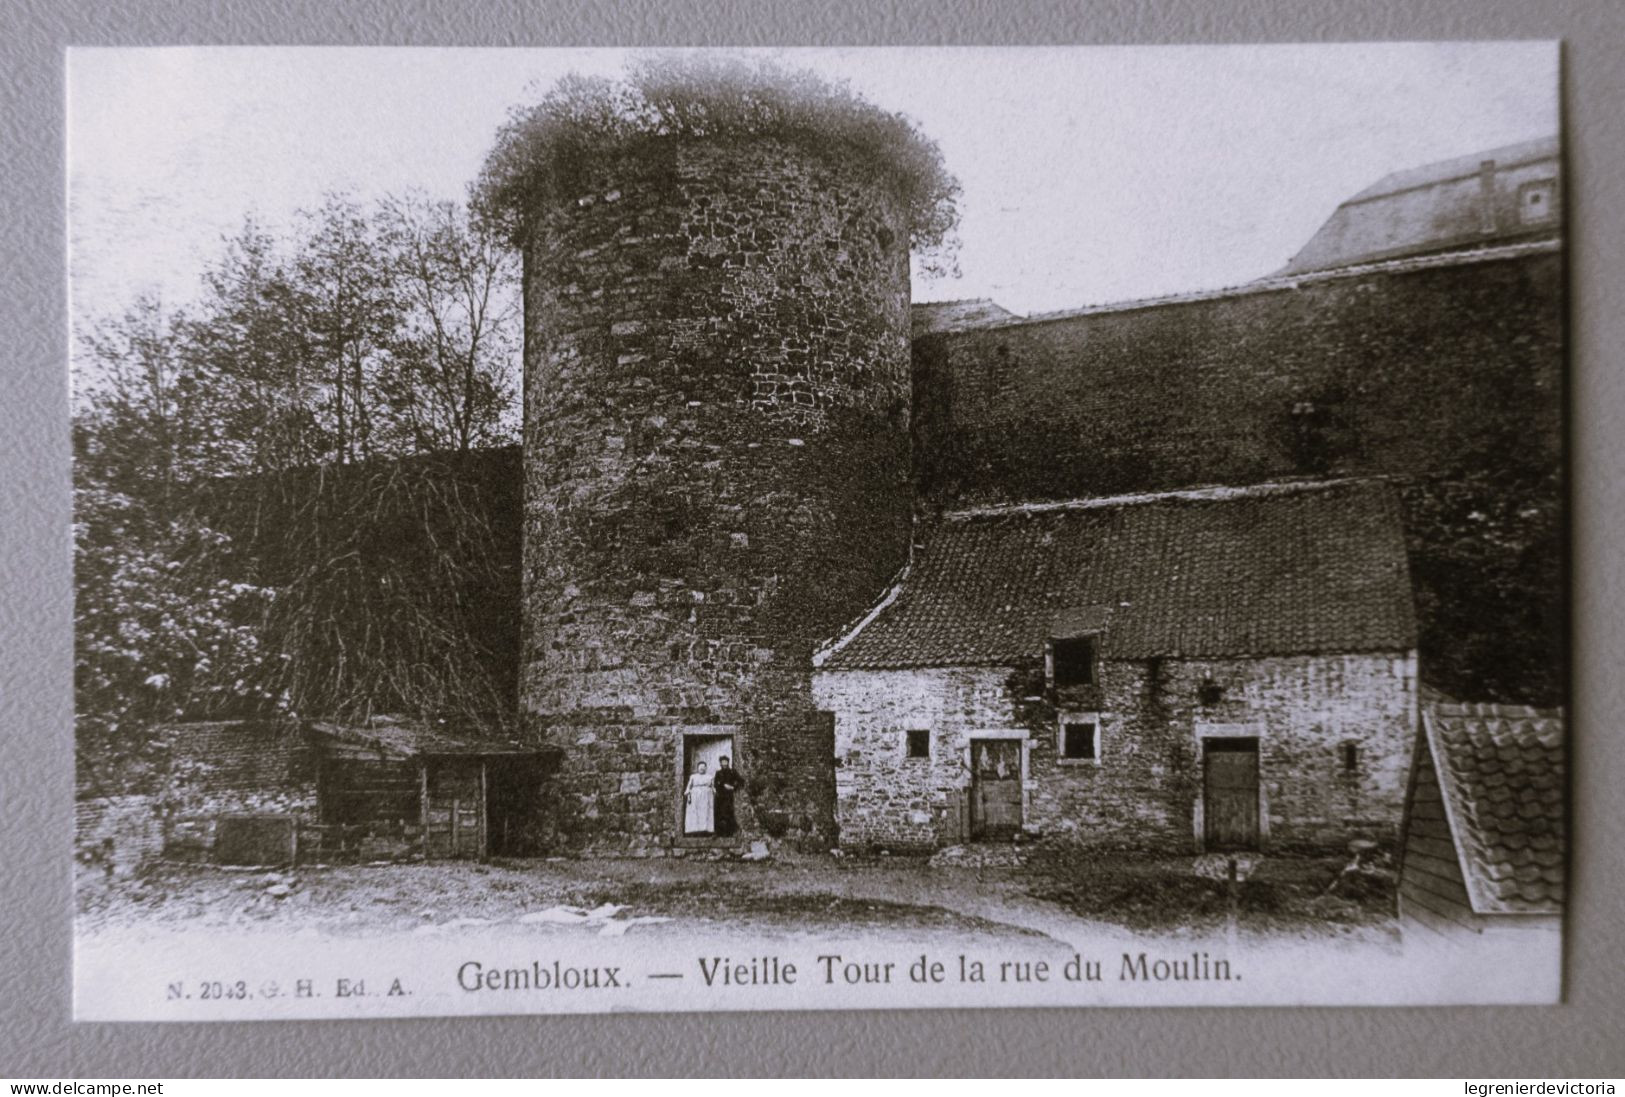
[160,720,317,817]
[75,720,319,870]
[74,795,163,877]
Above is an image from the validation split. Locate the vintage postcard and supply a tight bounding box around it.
[70,44,1565,1020]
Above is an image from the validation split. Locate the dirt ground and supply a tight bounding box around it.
[1024,843,1400,930]
[75,847,1398,947]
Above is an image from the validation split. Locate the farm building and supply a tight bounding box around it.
[812,478,1420,853]
[307,722,558,861]
[1277,135,1560,275]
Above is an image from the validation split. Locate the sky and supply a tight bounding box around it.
[67,44,1558,328]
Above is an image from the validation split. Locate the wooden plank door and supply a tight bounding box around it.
[970,739,1023,838]
[426,762,485,859]
[452,798,482,857]
[1203,738,1260,850]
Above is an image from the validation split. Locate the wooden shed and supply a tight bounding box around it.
[1399,701,1564,948]
[310,720,557,860]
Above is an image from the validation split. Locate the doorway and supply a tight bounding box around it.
[424,759,484,859]
[1202,737,1261,850]
[679,733,735,837]
[969,738,1024,839]
[486,755,547,857]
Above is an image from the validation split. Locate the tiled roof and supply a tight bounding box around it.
[309,719,542,758]
[911,298,1017,336]
[818,479,1417,670]
[1424,701,1566,915]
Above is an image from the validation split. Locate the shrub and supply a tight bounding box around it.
[74,483,278,734]
[473,54,960,273]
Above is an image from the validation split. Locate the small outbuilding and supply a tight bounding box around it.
[1398,701,1565,948]
[309,720,558,860]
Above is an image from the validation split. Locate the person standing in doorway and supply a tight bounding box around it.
[713,755,745,838]
[684,760,715,836]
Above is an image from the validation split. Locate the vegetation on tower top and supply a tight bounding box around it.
[473,54,961,274]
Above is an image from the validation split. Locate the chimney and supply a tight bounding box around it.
[1478,159,1499,235]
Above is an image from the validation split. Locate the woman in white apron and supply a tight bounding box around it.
[684,760,715,835]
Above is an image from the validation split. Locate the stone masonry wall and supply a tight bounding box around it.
[158,720,318,817]
[914,250,1560,505]
[75,796,163,877]
[521,135,914,853]
[74,720,316,870]
[912,249,1562,707]
[814,652,1416,853]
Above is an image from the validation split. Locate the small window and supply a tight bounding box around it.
[1519,180,1556,225]
[1060,721,1098,762]
[1052,636,1097,688]
[1340,741,1359,773]
[905,729,930,759]
[1197,679,1225,706]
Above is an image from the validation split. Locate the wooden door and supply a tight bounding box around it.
[1203,738,1260,850]
[970,739,1023,838]
[425,761,486,859]
[453,797,482,856]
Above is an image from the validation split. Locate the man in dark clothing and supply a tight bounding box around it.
[713,755,745,838]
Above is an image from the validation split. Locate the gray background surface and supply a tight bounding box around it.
[3,0,1621,1078]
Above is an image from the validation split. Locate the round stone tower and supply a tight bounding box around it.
[519,134,914,853]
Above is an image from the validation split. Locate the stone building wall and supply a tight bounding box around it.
[1285,153,1559,274]
[912,247,1563,706]
[159,720,318,817]
[74,720,316,869]
[75,796,163,877]
[520,135,914,853]
[913,248,1561,507]
[814,651,1416,852]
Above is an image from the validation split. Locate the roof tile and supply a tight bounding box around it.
[1421,701,1566,915]
[821,479,1416,670]
[309,719,543,759]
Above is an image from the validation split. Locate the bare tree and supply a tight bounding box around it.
[377,191,520,453]
[74,294,227,516]
[187,219,325,474]
[74,192,525,735]
[274,194,403,465]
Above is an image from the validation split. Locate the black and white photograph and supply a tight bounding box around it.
[68,43,1565,1019]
